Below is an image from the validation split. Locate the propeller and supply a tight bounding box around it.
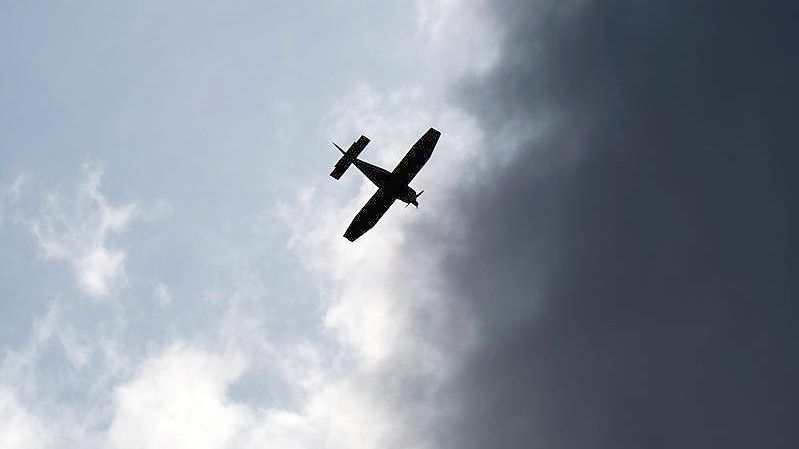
[406,190,424,208]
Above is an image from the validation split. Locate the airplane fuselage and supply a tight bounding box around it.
[330,127,440,241]
[352,159,418,205]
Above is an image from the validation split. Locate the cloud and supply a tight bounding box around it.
[402,1,798,448]
[30,164,139,297]
[0,388,47,449]
[153,283,173,307]
[277,1,797,448]
[277,47,499,447]
[5,171,29,205]
[0,171,29,230]
[0,300,116,449]
[269,3,515,448]
[107,344,248,449]
[286,82,485,362]
[415,0,500,78]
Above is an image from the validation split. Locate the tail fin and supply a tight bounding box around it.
[330,136,370,180]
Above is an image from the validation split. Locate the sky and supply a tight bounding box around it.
[0,1,796,448]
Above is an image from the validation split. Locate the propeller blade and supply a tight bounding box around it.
[332,142,345,155]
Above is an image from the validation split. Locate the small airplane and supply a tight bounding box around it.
[330,127,441,241]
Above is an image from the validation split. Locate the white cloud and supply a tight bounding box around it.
[5,171,29,205]
[275,82,487,448]
[30,164,139,297]
[0,301,108,449]
[0,301,103,399]
[153,283,173,306]
[0,171,30,230]
[102,341,386,449]
[416,0,501,78]
[268,2,503,446]
[0,388,47,449]
[107,344,248,449]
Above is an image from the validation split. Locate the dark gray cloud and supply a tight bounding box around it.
[414,1,797,448]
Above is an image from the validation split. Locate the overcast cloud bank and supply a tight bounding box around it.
[412,1,798,448]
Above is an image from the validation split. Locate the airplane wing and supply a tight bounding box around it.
[391,128,441,185]
[344,189,396,241]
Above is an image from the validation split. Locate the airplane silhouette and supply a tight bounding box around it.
[330,127,441,241]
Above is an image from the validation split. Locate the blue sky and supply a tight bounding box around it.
[0,1,498,447]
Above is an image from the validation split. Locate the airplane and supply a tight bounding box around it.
[330,127,441,241]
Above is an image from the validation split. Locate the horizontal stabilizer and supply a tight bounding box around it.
[330,135,370,180]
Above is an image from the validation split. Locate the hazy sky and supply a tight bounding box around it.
[1,1,796,448]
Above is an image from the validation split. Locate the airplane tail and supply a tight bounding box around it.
[330,135,370,180]
[333,143,346,155]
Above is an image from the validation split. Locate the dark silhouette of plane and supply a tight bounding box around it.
[330,127,441,241]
